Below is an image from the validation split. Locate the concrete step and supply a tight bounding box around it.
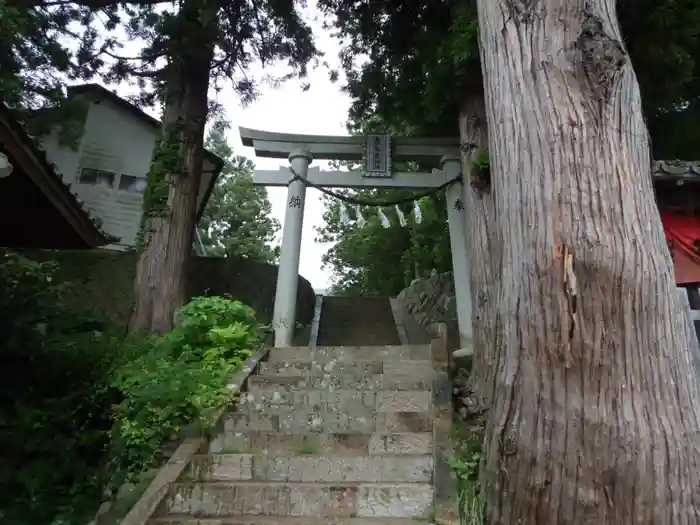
[150,516,433,524]
[219,410,433,434]
[316,297,401,346]
[159,482,434,519]
[247,374,434,393]
[257,360,437,379]
[187,454,433,483]
[238,390,432,414]
[266,346,431,364]
[208,432,433,456]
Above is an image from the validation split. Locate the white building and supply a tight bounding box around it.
[38,84,223,250]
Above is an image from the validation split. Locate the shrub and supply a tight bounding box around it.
[108,296,261,490]
[0,252,121,525]
[0,254,262,524]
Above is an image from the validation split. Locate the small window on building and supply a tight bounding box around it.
[118,175,148,194]
[79,167,116,188]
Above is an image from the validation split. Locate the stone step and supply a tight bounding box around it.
[247,374,434,392]
[160,482,434,519]
[257,360,437,379]
[187,454,433,483]
[208,432,433,456]
[266,345,431,364]
[238,390,432,414]
[220,411,433,434]
[151,516,432,524]
[316,296,401,346]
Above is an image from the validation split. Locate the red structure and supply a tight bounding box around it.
[654,161,700,286]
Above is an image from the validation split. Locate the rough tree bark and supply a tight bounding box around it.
[131,4,214,334]
[475,1,700,523]
[459,91,502,414]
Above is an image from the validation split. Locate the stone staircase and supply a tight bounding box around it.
[148,343,446,524]
[316,297,401,346]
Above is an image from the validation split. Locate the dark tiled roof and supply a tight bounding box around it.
[0,102,115,246]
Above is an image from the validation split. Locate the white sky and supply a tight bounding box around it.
[217,17,348,292]
[114,3,348,292]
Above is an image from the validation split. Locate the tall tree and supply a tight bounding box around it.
[2,0,318,333]
[0,0,110,109]
[198,129,280,261]
[121,0,318,333]
[475,1,700,522]
[318,2,700,407]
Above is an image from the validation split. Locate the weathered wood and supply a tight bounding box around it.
[476,0,700,523]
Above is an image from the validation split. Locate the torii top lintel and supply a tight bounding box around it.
[239,127,461,163]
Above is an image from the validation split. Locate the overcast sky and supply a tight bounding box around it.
[219,13,348,292]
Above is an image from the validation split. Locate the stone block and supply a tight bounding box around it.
[375,391,432,412]
[190,454,253,482]
[161,482,433,518]
[368,433,433,455]
[248,374,433,393]
[382,360,438,378]
[151,518,433,524]
[356,484,434,518]
[258,361,383,378]
[208,431,433,457]
[375,412,433,433]
[239,390,432,416]
[266,345,431,364]
[251,455,432,483]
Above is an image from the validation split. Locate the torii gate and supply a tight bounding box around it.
[239,127,473,351]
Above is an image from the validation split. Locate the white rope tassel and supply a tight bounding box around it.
[413,199,423,224]
[395,204,407,227]
[378,208,391,228]
[339,202,350,224]
[355,204,366,227]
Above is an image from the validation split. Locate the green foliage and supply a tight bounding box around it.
[0,253,262,524]
[450,426,485,525]
[109,297,260,488]
[472,150,489,171]
[316,188,452,297]
[138,124,184,248]
[198,129,280,261]
[0,0,112,110]
[316,121,453,297]
[0,253,121,524]
[99,0,320,110]
[319,0,700,156]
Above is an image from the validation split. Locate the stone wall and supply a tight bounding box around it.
[395,270,457,332]
[16,250,316,329]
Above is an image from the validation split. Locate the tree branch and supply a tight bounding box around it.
[15,0,167,8]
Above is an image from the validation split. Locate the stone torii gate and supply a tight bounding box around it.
[239,127,473,350]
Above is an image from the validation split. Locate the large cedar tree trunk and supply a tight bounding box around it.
[131,15,214,334]
[475,1,700,522]
[459,92,501,414]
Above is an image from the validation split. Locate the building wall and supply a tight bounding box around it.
[40,96,216,250]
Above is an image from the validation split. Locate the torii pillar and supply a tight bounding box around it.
[442,156,474,354]
[272,149,312,347]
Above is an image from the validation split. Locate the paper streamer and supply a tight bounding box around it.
[413,200,423,224]
[378,208,391,228]
[395,205,407,227]
[339,202,350,224]
[355,204,366,227]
